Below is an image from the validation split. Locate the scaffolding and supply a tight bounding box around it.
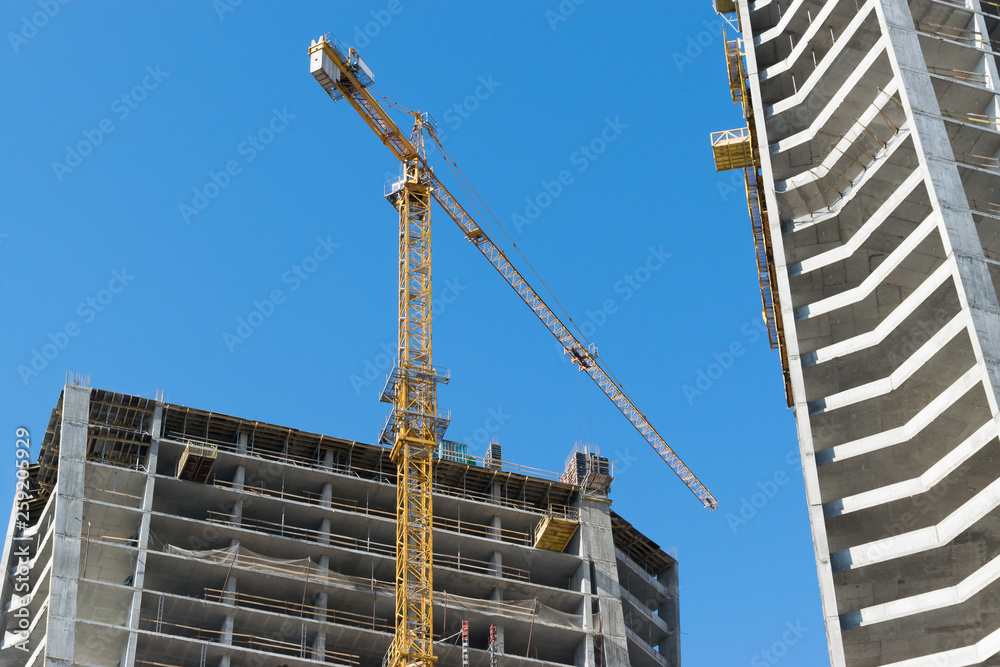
[710,32,794,406]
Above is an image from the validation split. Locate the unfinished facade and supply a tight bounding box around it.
[712,0,1000,664]
[0,385,679,667]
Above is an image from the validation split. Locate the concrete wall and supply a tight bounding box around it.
[46,384,88,667]
[0,387,679,667]
[735,0,1000,663]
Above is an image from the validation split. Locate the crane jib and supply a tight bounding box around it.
[311,33,717,511]
[428,183,718,510]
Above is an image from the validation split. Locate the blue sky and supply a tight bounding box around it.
[1,2,828,664]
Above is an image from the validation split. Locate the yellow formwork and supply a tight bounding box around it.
[533,505,581,553]
[177,440,217,482]
[710,128,754,172]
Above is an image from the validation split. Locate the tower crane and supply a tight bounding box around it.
[308,33,717,667]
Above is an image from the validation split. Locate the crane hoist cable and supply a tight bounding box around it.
[428,132,595,350]
[430,134,648,411]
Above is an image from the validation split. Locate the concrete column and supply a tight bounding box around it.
[318,518,331,545]
[231,499,243,525]
[968,0,1000,117]
[489,549,503,578]
[46,384,89,667]
[489,514,503,578]
[876,0,1000,436]
[321,482,333,508]
[221,573,237,608]
[121,405,162,667]
[233,465,246,490]
[573,560,594,667]
[220,613,235,644]
[576,495,629,667]
[321,448,335,471]
[236,432,247,456]
[313,590,328,621]
[311,591,328,660]
[217,574,237,667]
[657,564,680,666]
[217,617,234,667]
[231,464,246,527]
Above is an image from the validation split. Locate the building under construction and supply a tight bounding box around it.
[713,0,1000,664]
[0,384,679,667]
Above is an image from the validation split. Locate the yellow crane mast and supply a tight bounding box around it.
[309,32,717,667]
[310,38,443,667]
[384,116,441,667]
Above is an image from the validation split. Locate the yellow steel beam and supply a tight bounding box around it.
[309,37,417,162]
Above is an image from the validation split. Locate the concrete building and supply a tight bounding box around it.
[713,0,1000,664]
[0,384,679,667]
